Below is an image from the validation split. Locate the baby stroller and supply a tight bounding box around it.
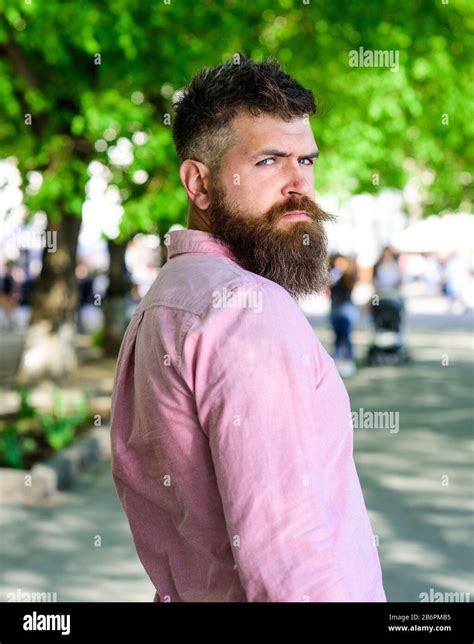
[367,291,411,366]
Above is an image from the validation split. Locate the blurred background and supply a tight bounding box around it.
[0,0,472,603]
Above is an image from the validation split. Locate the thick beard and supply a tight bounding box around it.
[208,184,335,299]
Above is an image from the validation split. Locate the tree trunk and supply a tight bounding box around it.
[102,239,132,357]
[17,213,82,383]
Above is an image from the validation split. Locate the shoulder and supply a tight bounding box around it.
[185,272,315,354]
[204,272,305,325]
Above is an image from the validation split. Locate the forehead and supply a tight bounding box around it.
[229,112,316,156]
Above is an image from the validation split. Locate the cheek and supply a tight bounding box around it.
[241,171,280,210]
[224,173,268,213]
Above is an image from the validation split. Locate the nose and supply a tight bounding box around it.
[281,161,312,198]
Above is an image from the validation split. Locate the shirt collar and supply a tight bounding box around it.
[167,228,239,263]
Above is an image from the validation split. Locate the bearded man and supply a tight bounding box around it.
[110,55,386,603]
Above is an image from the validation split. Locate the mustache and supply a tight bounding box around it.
[265,195,336,225]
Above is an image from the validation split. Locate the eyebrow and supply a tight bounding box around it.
[250,148,319,160]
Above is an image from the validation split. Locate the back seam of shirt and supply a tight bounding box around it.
[133,301,204,317]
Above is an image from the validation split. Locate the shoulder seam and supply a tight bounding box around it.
[132,301,204,317]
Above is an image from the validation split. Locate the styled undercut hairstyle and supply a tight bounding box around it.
[171,53,317,175]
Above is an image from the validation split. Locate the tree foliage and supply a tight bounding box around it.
[0,0,472,242]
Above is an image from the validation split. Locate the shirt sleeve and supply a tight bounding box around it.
[181,282,353,602]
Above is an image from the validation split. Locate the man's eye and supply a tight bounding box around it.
[256,158,314,166]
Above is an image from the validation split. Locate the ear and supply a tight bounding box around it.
[179,160,211,210]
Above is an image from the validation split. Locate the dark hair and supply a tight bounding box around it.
[171,53,316,173]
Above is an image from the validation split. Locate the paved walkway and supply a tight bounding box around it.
[1,316,472,602]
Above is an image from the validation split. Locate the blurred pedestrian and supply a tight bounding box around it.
[371,247,407,352]
[442,252,470,313]
[373,246,402,296]
[329,254,358,377]
[0,260,20,330]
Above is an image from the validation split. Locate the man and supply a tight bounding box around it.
[110,55,386,602]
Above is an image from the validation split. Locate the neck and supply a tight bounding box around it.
[187,207,212,233]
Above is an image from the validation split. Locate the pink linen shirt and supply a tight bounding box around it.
[110,228,387,602]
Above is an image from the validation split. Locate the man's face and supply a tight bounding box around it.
[206,112,334,299]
